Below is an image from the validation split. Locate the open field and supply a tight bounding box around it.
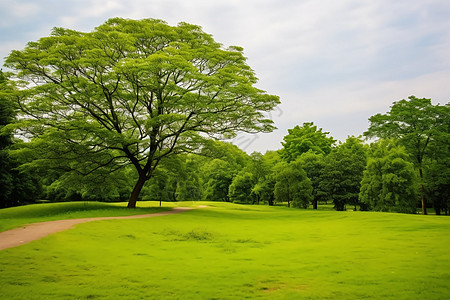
[0,202,449,299]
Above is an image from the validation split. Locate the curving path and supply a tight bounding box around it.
[0,207,194,251]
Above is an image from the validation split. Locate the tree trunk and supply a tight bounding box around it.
[419,167,427,215]
[313,199,318,210]
[127,175,147,208]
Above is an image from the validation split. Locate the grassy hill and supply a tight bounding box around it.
[1,202,449,299]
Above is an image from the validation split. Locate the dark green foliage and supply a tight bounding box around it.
[251,178,275,205]
[298,151,327,209]
[248,151,278,205]
[359,140,418,214]
[320,137,367,211]
[0,71,42,208]
[228,171,255,204]
[202,159,235,202]
[365,96,449,214]
[197,141,250,202]
[424,159,450,215]
[274,160,313,208]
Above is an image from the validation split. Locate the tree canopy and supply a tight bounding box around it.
[4,18,280,207]
[364,96,449,214]
[280,122,335,162]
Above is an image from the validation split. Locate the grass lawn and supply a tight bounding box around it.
[0,201,172,232]
[0,202,449,299]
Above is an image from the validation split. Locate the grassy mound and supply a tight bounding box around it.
[1,202,449,299]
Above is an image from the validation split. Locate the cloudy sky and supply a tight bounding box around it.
[1,0,449,153]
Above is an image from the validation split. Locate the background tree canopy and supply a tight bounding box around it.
[364,96,449,214]
[4,18,280,208]
[280,122,335,162]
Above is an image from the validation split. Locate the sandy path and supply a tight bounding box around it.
[0,207,193,251]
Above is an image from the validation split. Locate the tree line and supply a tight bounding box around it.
[2,87,448,214]
[0,18,448,214]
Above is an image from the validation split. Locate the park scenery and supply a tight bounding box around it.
[0,18,449,299]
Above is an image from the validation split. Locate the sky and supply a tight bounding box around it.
[1,0,449,153]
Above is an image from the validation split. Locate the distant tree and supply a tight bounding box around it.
[423,124,450,215]
[250,151,279,205]
[202,159,235,202]
[274,161,312,208]
[198,141,249,202]
[175,155,203,202]
[4,18,279,208]
[320,137,367,211]
[365,96,449,214]
[247,152,270,182]
[298,151,327,209]
[280,122,336,162]
[201,140,250,169]
[424,159,450,215]
[359,140,418,214]
[252,179,275,205]
[228,171,255,204]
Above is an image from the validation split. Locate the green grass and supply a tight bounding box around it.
[1,202,449,299]
[0,201,172,232]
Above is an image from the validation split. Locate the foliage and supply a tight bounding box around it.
[359,140,418,214]
[423,127,450,215]
[298,150,327,209]
[4,18,280,208]
[228,171,255,204]
[274,160,312,208]
[280,122,335,162]
[247,151,278,205]
[199,141,250,202]
[424,158,450,215]
[0,71,42,208]
[365,96,449,214]
[174,155,203,202]
[202,159,235,202]
[320,137,367,211]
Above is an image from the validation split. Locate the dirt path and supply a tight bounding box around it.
[0,207,194,251]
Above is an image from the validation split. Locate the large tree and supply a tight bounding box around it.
[4,18,279,207]
[365,96,449,214]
